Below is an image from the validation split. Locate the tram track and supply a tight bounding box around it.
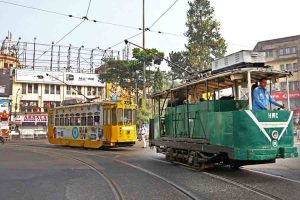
[6,144,124,200]
[151,158,287,200]
[8,143,300,200]
[8,144,199,200]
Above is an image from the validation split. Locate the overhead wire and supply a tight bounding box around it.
[148,0,179,29]
[85,0,92,17]
[0,0,140,31]
[33,20,85,63]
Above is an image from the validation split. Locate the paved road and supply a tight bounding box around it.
[1,140,300,200]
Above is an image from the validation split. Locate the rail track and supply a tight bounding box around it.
[8,144,200,200]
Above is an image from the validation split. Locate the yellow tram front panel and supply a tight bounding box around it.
[102,100,137,146]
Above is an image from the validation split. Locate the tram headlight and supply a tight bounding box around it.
[272,140,278,147]
[272,130,279,139]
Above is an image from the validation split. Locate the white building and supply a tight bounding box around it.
[10,69,105,135]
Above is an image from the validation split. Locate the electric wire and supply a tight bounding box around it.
[148,0,179,29]
[85,0,92,17]
[33,20,85,64]
[0,0,140,31]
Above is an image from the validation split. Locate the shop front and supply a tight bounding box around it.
[271,91,300,125]
[14,114,48,138]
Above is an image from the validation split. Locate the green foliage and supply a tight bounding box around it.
[168,51,192,81]
[153,68,171,93]
[98,59,143,91]
[132,48,164,66]
[136,100,152,127]
[98,48,166,97]
[185,0,227,70]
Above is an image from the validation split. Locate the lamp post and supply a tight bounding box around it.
[14,88,20,117]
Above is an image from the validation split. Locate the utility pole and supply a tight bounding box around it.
[33,37,36,70]
[142,0,146,100]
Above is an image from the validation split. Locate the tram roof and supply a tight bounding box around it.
[151,67,290,98]
[55,100,127,109]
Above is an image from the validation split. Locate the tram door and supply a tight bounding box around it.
[103,106,112,142]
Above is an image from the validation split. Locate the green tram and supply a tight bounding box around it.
[150,64,298,169]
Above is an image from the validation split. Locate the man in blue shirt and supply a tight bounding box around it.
[252,78,285,110]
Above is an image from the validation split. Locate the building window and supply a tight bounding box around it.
[293,63,299,72]
[92,87,97,95]
[56,85,60,94]
[291,47,296,54]
[286,64,293,72]
[280,64,285,71]
[295,81,300,91]
[77,86,82,95]
[34,84,38,94]
[266,50,273,57]
[50,85,55,94]
[20,100,38,112]
[97,88,102,96]
[72,86,76,95]
[28,84,32,93]
[280,82,287,91]
[66,86,71,95]
[289,82,294,91]
[278,47,296,55]
[43,101,61,113]
[87,87,91,95]
[45,84,49,94]
[22,83,26,94]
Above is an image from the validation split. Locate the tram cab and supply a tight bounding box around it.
[150,50,298,169]
[48,99,137,149]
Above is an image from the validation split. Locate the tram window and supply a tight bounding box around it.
[59,117,64,126]
[75,113,80,126]
[133,110,136,125]
[107,110,111,125]
[112,109,116,125]
[124,109,132,125]
[87,116,93,126]
[117,109,123,125]
[103,109,107,125]
[55,115,59,126]
[65,114,70,126]
[94,116,100,125]
[94,112,100,126]
[81,114,86,126]
[70,114,75,126]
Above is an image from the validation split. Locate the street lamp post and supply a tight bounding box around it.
[14,88,20,117]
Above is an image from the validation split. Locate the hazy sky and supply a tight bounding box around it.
[0,0,300,57]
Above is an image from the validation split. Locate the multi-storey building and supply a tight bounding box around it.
[0,35,109,135]
[254,35,300,124]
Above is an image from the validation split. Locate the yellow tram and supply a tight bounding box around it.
[48,100,137,148]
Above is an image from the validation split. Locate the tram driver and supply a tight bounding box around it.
[252,78,285,110]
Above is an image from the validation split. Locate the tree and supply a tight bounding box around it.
[185,0,227,70]
[152,68,171,93]
[168,51,192,81]
[98,48,165,101]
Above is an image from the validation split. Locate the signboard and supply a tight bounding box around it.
[0,69,12,97]
[0,99,10,137]
[14,114,48,126]
[24,115,48,123]
[15,69,104,87]
[271,91,300,101]
[64,73,104,86]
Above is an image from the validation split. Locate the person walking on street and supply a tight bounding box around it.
[141,124,147,148]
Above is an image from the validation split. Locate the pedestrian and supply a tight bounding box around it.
[252,78,284,110]
[140,124,147,148]
[0,135,4,144]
